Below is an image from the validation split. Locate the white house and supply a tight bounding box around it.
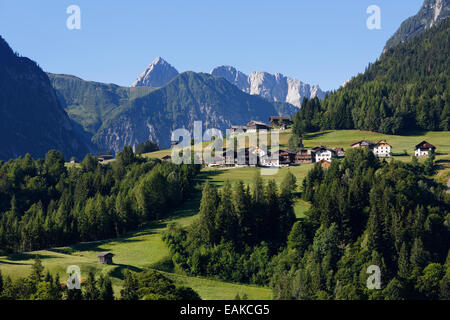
[415,141,436,157]
[314,147,337,162]
[373,140,392,157]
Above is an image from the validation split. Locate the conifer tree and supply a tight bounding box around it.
[120,270,139,300]
[31,256,44,283]
[398,242,411,280]
[215,181,238,244]
[198,181,219,244]
[83,272,100,300]
[99,275,114,300]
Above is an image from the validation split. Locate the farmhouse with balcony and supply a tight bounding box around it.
[414,141,436,157]
[373,140,392,157]
[246,120,271,132]
[314,147,337,162]
[229,125,248,136]
[269,116,292,129]
[295,149,316,164]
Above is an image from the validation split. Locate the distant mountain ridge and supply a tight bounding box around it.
[49,72,297,153]
[211,66,326,107]
[0,35,90,161]
[131,58,325,107]
[384,0,450,52]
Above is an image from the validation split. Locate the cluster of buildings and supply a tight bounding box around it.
[350,139,436,158]
[201,144,346,169]
[167,114,437,169]
[350,139,393,157]
[229,117,293,135]
[198,139,437,169]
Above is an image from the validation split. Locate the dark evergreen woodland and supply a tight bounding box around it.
[0,147,200,254]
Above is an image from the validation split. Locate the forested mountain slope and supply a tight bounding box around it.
[293,18,449,135]
[0,36,90,161]
[50,72,297,153]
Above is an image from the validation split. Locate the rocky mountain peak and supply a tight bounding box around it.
[131,57,179,87]
[211,66,326,107]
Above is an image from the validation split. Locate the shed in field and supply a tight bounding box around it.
[97,252,114,264]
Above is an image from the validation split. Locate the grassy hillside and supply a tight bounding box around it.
[4,129,448,299]
[144,129,450,165]
[142,128,450,215]
[0,172,272,300]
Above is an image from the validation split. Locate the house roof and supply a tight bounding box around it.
[246,120,270,127]
[314,146,337,154]
[97,252,114,257]
[415,141,436,150]
[319,159,332,167]
[279,149,297,155]
[350,140,375,147]
[375,140,392,147]
[269,116,291,121]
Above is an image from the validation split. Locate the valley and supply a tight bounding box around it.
[1,128,448,299]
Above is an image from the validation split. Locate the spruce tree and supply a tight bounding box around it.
[215,181,237,244]
[410,238,429,270]
[233,181,253,245]
[99,275,114,300]
[198,181,219,244]
[120,271,138,300]
[398,242,411,280]
[31,256,44,283]
[83,272,100,300]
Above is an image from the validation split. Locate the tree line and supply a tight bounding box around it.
[273,149,449,299]
[0,147,200,254]
[163,172,297,286]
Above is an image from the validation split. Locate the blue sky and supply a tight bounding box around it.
[0,0,423,91]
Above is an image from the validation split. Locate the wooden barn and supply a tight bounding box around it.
[97,252,114,265]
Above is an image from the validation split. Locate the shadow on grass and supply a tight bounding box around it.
[47,236,148,256]
[5,252,58,261]
[0,260,29,266]
[392,153,410,157]
[109,264,144,280]
[398,129,429,137]
[303,131,331,140]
